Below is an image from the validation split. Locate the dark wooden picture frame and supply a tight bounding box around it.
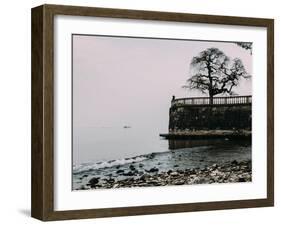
[31,4,274,221]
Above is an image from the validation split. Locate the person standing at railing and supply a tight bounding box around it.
[171,95,175,102]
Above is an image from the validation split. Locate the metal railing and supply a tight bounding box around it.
[171,95,252,106]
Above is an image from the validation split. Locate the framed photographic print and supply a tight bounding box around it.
[31,4,274,221]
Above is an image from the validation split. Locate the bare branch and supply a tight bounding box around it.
[236,42,252,54]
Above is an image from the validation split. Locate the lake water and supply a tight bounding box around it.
[73,127,251,190]
[73,127,169,165]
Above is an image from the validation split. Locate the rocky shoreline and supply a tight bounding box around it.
[77,160,252,190]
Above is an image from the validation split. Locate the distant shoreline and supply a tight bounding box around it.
[159,129,251,139]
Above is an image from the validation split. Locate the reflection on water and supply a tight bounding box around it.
[169,138,251,150]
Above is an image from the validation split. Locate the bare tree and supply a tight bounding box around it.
[183,48,250,104]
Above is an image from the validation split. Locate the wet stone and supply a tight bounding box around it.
[147,167,159,173]
[88,177,100,187]
[129,165,136,170]
[116,169,124,174]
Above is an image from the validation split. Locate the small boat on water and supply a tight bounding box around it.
[123,126,131,129]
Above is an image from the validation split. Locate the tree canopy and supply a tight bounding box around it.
[183,48,250,102]
[236,42,252,54]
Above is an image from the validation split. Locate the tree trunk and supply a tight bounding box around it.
[209,88,213,105]
[208,71,213,105]
[209,95,213,105]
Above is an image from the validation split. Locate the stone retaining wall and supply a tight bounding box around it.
[169,104,251,131]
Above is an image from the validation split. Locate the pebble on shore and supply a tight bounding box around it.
[78,160,252,190]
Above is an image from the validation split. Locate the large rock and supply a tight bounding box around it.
[129,165,136,170]
[212,164,218,169]
[170,171,179,177]
[116,169,124,174]
[238,177,246,182]
[140,174,150,181]
[123,171,136,176]
[147,167,159,173]
[173,180,185,185]
[88,177,100,187]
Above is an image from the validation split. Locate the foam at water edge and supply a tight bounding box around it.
[73,155,148,174]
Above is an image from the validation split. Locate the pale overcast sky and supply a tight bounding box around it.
[73,35,252,130]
